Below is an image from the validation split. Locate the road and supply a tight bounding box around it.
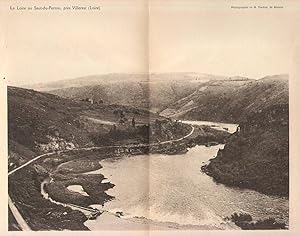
[8,125,194,231]
[159,126,194,144]
[8,152,55,176]
[8,195,30,231]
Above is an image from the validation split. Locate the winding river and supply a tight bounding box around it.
[84,121,289,230]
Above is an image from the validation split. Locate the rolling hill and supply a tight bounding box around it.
[8,86,158,165]
[196,74,289,196]
[161,74,288,123]
[8,86,194,230]
[24,73,236,112]
[11,73,289,197]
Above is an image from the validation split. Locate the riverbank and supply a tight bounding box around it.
[84,212,234,230]
[9,147,123,230]
[83,143,288,230]
[202,118,289,197]
[8,167,90,230]
[9,119,288,230]
[8,119,192,230]
[8,123,233,230]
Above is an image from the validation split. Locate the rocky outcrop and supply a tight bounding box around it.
[226,212,287,230]
[35,135,78,152]
[202,104,289,196]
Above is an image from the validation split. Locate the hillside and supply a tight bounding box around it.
[23,74,149,91]
[24,73,235,112]
[24,73,227,91]
[8,86,194,230]
[8,86,160,165]
[202,102,289,196]
[161,74,288,123]
[198,74,289,196]
[27,73,285,122]
[12,74,289,198]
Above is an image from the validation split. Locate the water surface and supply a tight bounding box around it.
[182,120,238,133]
[85,121,288,230]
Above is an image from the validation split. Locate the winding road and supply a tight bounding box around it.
[8,125,194,231]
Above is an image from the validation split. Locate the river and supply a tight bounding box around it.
[84,121,289,230]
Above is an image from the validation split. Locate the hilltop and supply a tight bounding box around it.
[23,73,249,112]
[199,74,289,196]
[161,74,288,122]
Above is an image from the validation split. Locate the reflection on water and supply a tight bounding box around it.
[85,144,288,229]
[67,185,89,196]
[182,120,238,133]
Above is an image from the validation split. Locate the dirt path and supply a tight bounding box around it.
[8,125,195,231]
[84,116,117,125]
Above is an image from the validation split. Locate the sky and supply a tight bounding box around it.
[149,0,300,79]
[1,0,300,86]
[1,0,148,86]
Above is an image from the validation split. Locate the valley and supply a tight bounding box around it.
[8,73,289,230]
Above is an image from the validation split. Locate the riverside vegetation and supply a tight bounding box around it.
[8,86,228,230]
[225,212,286,229]
[9,73,289,230]
[36,74,289,197]
[202,103,289,196]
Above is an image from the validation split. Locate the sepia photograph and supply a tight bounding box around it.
[1,0,299,233]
